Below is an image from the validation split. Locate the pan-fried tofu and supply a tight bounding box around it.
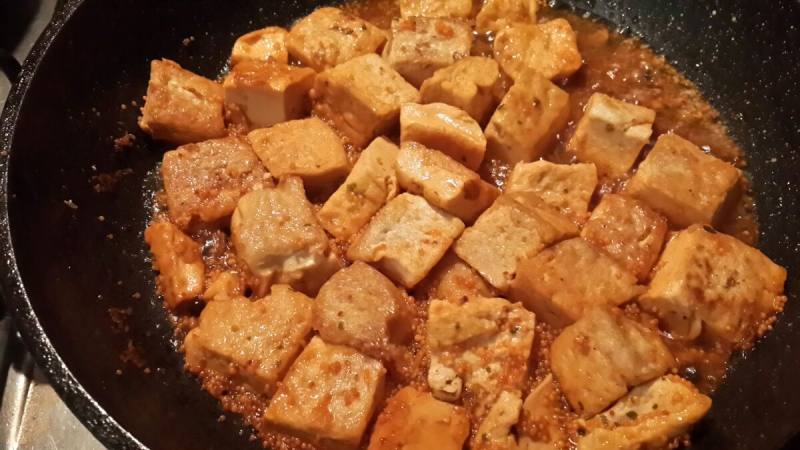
[454,192,578,292]
[223,60,315,130]
[420,56,502,125]
[505,161,598,221]
[231,26,289,66]
[510,238,642,327]
[202,271,244,303]
[416,252,496,301]
[368,387,470,450]
[395,142,499,222]
[400,102,487,170]
[348,193,464,288]
[493,19,581,82]
[183,285,313,395]
[286,7,387,71]
[567,93,656,178]
[580,376,712,450]
[550,308,674,417]
[312,54,420,148]
[476,0,539,34]
[247,117,348,190]
[265,336,386,449]
[472,390,524,450]
[484,71,570,165]
[399,0,473,19]
[626,134,741,228]
[144,220,205,309]
[518,375,568,449]
[639,225,787,344]
[160,136,270,230]
[383,17,473,88]
[318,137,400,240]
[581,194,668,281]
[139,59,226,144]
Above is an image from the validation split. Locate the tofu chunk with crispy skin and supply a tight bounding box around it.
[505,161,598,221]
[399,0,473,19]
[312,54,420,148]
[550,308,674,417]
[265,336,386,449]
[231,26,289,65]
[476,0,540,34]
[518,375,569,449]
[493,19,581,82]
[139,59,225,144]
[420,56,502,125]
[144,220,205,309]
[348,193,465,288]
[368,387,470,450]
[626,133,741,228]
[183,285,313,395]
[472,390,524,450]
[202,271,244,302]
[286,7,387,71]
[640,225,787,344]
[416,252,496,301]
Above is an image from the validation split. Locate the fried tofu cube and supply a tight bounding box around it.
[396,142,499,222]
[400,102,487,170]
[312,54,420,148]
[383,17,473,88]
[231,26,289,66]
[139,59,225,144]
[416,252,496,301]
[160,136,270,230]
[509,238,643,327]
[318,137,400,240]
[472,391,524,450]
[493,19,581,82]
[144,220,205,309]
[567,93,656,178]
[550,308,674,417]
[484,71,570,165]
[420,56,502,125]
[286,7,387,71]
[453,192,578,291]
[399,0,473,19]
[183,285,313,395]
[626,134,741,228]
[265,336,386,449]
[505,160,598,221]
[202,271,245,303]
[580,376,712,450]
[348,193,465,288]
[476,0,539,34]
[581,194,668,281]
[223,60,315,130]
[368,387,470,450]
[518,375,568,449]
[247,117,348,190]
[639,225,787,344]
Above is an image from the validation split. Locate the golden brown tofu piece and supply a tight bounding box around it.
[505,161,598,221]
[472,390,524,450]
[416,251,496,301]
[484,71,570,165]
[476,0,539,34]
[493,19,581,82]
[183,285,313,395]
[399,0,473,19]
[286,7,387,71]
[312,54,420,148]
[626,134,741,228]
[202,271,244,302]
[368,387,470,450]
[420,56,502,125]
[581,194,668,281]
[550,308,674,417]
[518,375,569,450]
[231,26,289,66]
[395,142,499,222]
[348,193,465,288]
[640,225,787,344]
[139,59,225,144]
[144,220,205,309]
[265,336,386,449]
[160,136,270,230]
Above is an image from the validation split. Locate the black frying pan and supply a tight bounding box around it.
[1,0,799,449]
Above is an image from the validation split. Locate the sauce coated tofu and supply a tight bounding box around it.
[550,308,674,417]
[312,54,420,148]
[453,192,578,292]
[400,102,487,170]
[318,137,400,240]
[518,375,569,450]
[160,136,270,230]
[395,142,499,222]
[144,220,204,309]
[581,194,668,281]
[383,17,473,88]
[231,26,289,66]
[579,376,711,450]
[399,0,473,19]
[265,336,386,449]
[420,56,502,126]
[493,19,581,82]
[183,285,313,395]
[505,160,598,221]
[485,71,570,165]
[286,7,387,71]
[223,60,315,130]
[416,251,496,301]
[368,387,470,450]
[139,59,226,145]
[639,225,787,344]
[476,0,539,34]
[247,117,349,190]
[348,193,465,288]
[202,271,244,303]
[472,390,524,450]
[625,133,741,228]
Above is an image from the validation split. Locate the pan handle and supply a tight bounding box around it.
[0,49,21,83]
